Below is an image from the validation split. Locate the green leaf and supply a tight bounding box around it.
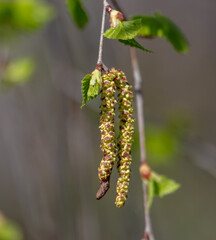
[87,81,100,100]
[147,178,155,209]
[119,39,152,52]
[131,15,161,36]
[132,13,189,53]
[104,20,141,40]
[155,13,188,52]
[147,172,180,209]
[153,173,180,197]
[81,69,101,108]
[1,57,35,87]
[66,0,88,29]
[81,74,91,108]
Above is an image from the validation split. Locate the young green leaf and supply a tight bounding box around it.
[66,0,88,29]
[152,172,180,197]
[87,82,100,101]
[104,20,141,40]
[147,178,155,209]
[81,70,102,108]
[132,13,189,53]
[119,39,152,53]
[81,74,91,108]
[147,172,180,209]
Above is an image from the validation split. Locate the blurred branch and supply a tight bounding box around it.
[130,48,147,164]
[110,1,154,239]
[130,48,154,240]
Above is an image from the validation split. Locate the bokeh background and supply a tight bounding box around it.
[0,0,216,240]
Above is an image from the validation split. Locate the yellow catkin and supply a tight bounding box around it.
[112,69,134,208]
[98,72,117,184]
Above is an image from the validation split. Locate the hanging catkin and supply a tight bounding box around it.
[96,71,117,199]
[114,69,134,208]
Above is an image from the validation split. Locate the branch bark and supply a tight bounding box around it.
[130,46,155,240]
[97,0,109,66]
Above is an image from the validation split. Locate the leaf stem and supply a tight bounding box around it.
[97,0,109,65]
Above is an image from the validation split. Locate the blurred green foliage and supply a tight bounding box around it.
[0,57,35,89]
[132,13,188,53]
[0,213,23,240]
[132,13,188,52]
[66,0,89,29]
[145,124,180,165]
[0,0,55,89]
[133,114,190,166]
[0,0,54,41]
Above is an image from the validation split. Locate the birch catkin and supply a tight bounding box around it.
[96,71,117,199]
[114,69,134,208]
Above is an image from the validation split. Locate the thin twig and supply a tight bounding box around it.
[130,48,146,164]
[130,47,154,240]
[142,182,154,240]
[109,1,155,239]
[95,0,110,200]
[97,0,109,65]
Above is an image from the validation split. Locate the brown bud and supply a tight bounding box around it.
[110,10,125,28]
[139,163,151,180]
[106,5,112,13]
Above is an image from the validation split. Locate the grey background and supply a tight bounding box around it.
[0,0,215,239]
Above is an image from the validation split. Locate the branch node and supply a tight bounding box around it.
[106,5,113,13]
[134,88,142,94]
[142,232,150,240]
[96,63,103,72]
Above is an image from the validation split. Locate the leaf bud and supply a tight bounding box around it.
[140,163,151,180]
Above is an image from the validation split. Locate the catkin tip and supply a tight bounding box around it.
[96,180,110,200]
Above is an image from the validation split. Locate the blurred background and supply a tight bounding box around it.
[0,0,215,240]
